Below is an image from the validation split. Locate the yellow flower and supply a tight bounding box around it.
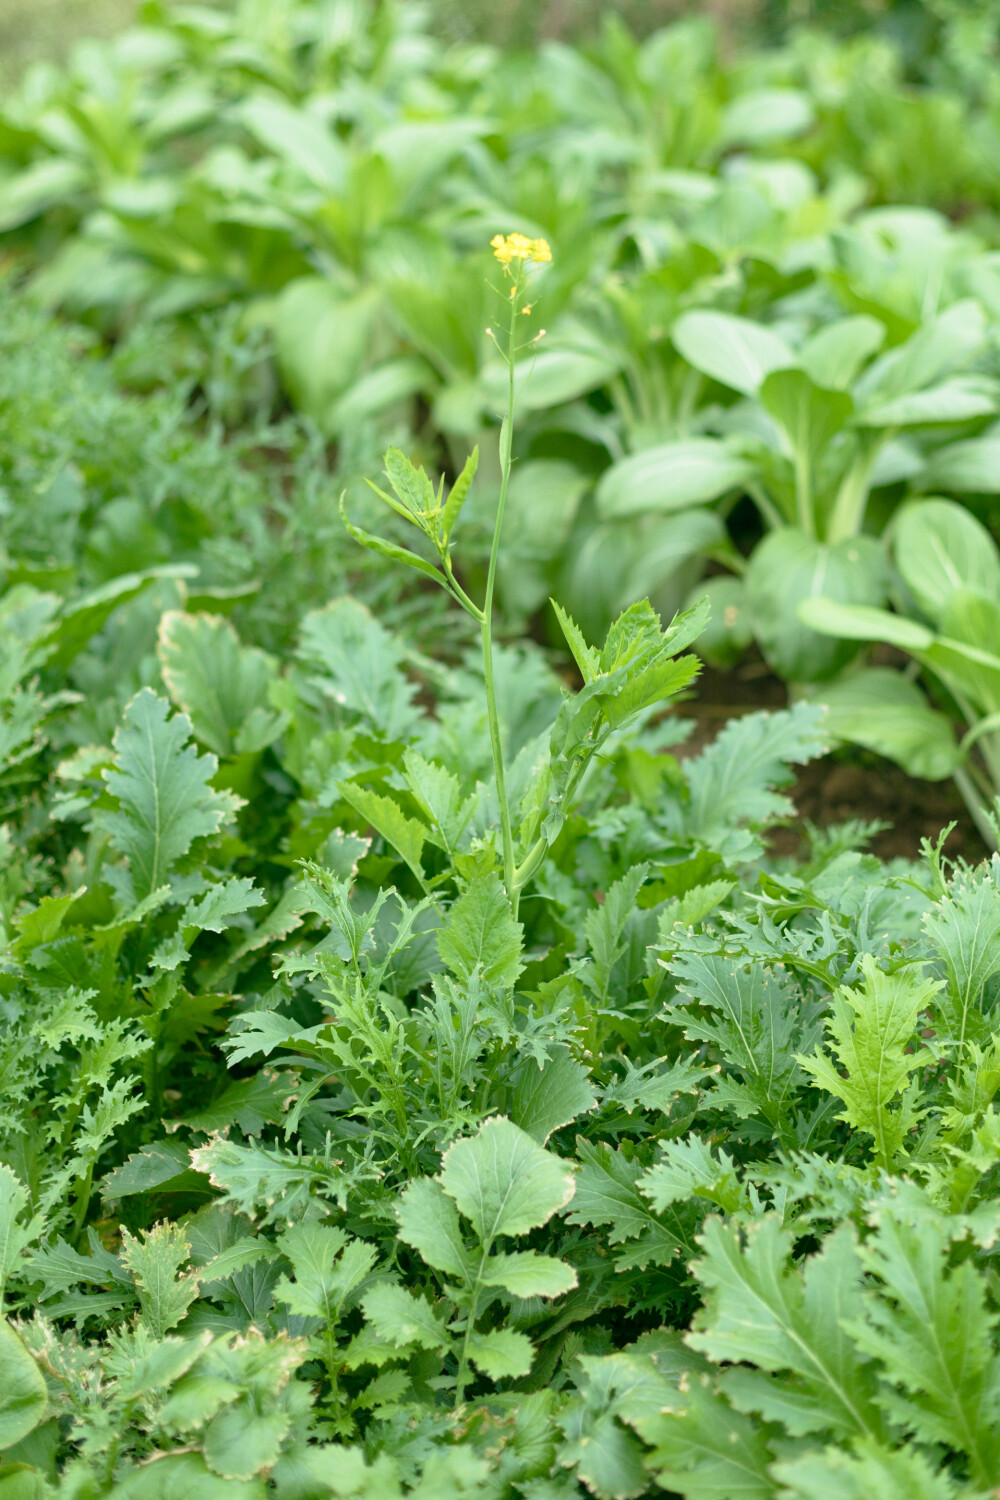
[491,232,552,266]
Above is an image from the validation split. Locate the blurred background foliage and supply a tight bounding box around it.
[1,0,993,72]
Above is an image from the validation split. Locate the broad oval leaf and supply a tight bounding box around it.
[919,435,1000,494]
[596,439,750,519]
[894,499,1000,627]
[0,1319,47,1449]
[746,531,888,683]
[481,349,621,413]
[814,668,959,781]
[721,88,814,147]
[799,315,885,392]
[672,311,794,396]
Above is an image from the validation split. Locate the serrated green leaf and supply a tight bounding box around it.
[799,955,941,1167]
[437,875,523,990]
[157,611,280,758]
[772,1438,967,1500]
[396,1178,474,1281]
[121,1222,199,1339]
[361,1282,450,1351]
[847,1211,1000,1486]
[94,689,240,905]
[567,1140,694,1270]
[466,1326,534,1379]
[441,447,478,541]
[338,780,427,885]
[639,1137,747,1216]
[509,1048,596,1144]
[440,1117,575,1241]
[687,1217,882,1443]
[0,1167,37,1296]
[272,1222,376,1322]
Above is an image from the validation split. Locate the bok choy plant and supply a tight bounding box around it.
[801,497,1000,846]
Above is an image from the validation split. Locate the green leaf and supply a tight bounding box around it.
[297,598,420,741]
[772,1438,968,1500]
[0,157,89,232]
[799,955,941,1167]
[465,1327,534,1379]
[439,1117,575,1242]
[93,689,240,905]
[0,1168,37,1297]
[482,349,621,412]
[337,781,427,886]
[272,1222,376,1322]
[157,611,280,758]
[813,668,959,781]
[668,954,819,1131]
[0,1321,47,1450]
[361,1282,450,1352]
[639,1138,747,1217]
[567,1140,695,1271]
[551,601,600,682]
[596,439,750,519]
[42,568,197,672]
[509,1048,597,1145]
[402,749,475,853]
[679,703,827,849]
[581,863,651,1005]
[202,1406,291,1483]
[796,598,934,652]
[480,1248,577,1298]
[799,315,885,391]
[239,96,347,191]
[746,531,887,683]
[628,1371,777,1500]
[672,310,794,395]
[437,875,524,990]
[720,86,813,145]
[101,1140,197,1199]
[857,376,998,428]
[110,1451,267,1500]
[923,862,1000,1050]
[856,300,985,407]
[272,280,377,427]
[920,435,1000,494]
[893,499,1000,627]
[120,1222,199,1340]
[382,448,437,521]
[441,447,479,541]
[847,1211,1000,1486]
[760,368,853,472]
[688,1217,882,1442]
[340,500,448,587]
[396,1178,474,1281]
[561,1348,679,1500]
[173,1072,293,1137]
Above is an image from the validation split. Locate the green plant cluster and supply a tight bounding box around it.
[4,2,1000,1495]
[3,0,1000,828]
[2,245,1000,1496]
[4,449,1000,1494]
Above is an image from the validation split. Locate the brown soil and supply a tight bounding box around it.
[673,658,982,864]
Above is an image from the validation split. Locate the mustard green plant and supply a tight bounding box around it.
[342,233,553,917]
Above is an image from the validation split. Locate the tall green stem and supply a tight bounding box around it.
[482,282,521,916]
